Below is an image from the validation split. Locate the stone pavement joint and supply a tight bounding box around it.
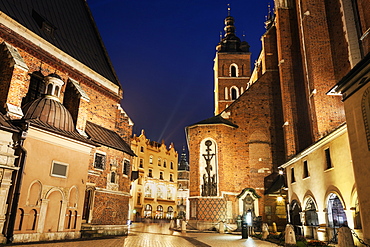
[4,223,278,247]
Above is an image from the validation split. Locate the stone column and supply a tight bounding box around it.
[37,199,49,233]
[58,201,68,232]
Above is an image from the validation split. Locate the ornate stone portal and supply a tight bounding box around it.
[201,140,217,196]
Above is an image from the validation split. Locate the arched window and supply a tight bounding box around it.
[231,88,237,100]
[66,210,72,229]
[149,156,153,164]
[167,206,174,219]
[55,86,60,97]
[144,204,152,218]
[305,198,319,226]
[82,188,94,222]
[110,172,116,183]
[290,201,302,235]
[47,83,53,95]
[327,193,347,227]
[156,205,163,218]
[27,209,37,231]
[230,65,237,77]
[73,211,78,229]
[16,208,24,231]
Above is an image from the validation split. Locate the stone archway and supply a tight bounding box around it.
[290,200,302,235]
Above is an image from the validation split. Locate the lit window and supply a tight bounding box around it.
[51,162,68,178]
[149,156,153,164]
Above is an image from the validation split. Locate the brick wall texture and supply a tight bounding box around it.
[187,0,370,225]
[0,20,133,229]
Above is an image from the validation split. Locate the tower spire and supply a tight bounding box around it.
[227,3,231,16]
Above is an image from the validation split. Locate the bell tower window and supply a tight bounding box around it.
[231,88,237,100]
[230,64,238,77]
[46,84,53,95]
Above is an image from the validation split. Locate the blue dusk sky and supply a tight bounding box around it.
[88,0,273,153]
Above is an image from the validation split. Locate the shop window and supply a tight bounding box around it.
[157,205,163,218]
[144,204,152,218]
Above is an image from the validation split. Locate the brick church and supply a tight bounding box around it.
[186,0,370,236]
[0,0,135,243]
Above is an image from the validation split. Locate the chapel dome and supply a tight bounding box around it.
[22,95,75,132]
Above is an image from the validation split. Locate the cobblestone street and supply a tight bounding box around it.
[5,222,278,247]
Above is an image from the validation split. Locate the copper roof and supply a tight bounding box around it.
[26,118,96,146]
[22,96,75,132]
[86,121,135,156]
[0,112,19,133]
[189,115,238,128]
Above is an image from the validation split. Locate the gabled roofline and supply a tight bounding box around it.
[0,11,120,95]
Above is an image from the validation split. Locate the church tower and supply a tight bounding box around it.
[214,8,251,115]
